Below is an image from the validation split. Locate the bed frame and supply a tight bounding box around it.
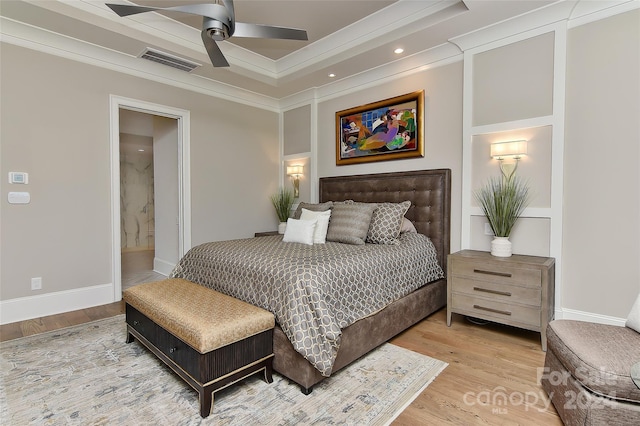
[272,168,451,393]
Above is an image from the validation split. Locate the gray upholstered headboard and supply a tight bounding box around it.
[319,169,451,271]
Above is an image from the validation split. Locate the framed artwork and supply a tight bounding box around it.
[335,91,424,165]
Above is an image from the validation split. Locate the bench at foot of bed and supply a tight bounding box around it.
[123,278,275,418]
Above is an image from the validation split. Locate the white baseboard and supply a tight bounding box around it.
[154,257,175,276]
[555,307,627,327]
[0,283,114,325]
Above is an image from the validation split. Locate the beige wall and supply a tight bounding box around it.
[316,61,464,254]
[1,7,638,324]
[472,32,554,126]
[0,44,279,305]
[284,105,311,156]
[563,9,640,318]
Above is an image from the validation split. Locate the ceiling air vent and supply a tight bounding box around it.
[139,48,201,72]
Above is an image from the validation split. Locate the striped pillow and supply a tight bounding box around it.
[293,201,333,219]
[326,201,377,245]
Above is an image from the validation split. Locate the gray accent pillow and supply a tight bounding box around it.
[326,201,377,245]
[293,201,333,219]
[366,201,411,244]
[400,217,417,234]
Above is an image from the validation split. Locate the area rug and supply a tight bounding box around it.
[0,316,447,425]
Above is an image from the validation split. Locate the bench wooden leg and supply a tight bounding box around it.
[263,358,273,383]
[199,386,213,418]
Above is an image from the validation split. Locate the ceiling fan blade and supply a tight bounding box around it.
[106,3,230,24]
[233,22,308,40]
[105,4,160,17]
[201,31,229,67]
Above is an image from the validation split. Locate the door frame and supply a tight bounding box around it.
[109,95,191,301]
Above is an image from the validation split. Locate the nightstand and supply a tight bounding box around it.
[254,231,280,237]
[447,250,555,351]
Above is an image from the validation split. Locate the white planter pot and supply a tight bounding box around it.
[491,236,512,257]
[278,222,287,234]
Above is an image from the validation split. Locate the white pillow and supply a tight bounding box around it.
[300,208,332,244]
[282,218,317,245]
[626,293,640,333]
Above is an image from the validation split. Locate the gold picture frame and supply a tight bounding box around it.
[335,91,424,165]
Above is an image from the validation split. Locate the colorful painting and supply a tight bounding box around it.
[336,91,424,165]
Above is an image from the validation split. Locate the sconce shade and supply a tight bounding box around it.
[491,140,527,159]
[287,165,304,176]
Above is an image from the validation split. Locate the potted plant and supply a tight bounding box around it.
[270,187,294,234]
[474,173,531,257]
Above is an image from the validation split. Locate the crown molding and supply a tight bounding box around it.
[449,0,638,52]
[0,16,280,111]
[275,0,467,77]
[45,0,468,81]
[4,1,636,111]
[567,0,640,28]
[278,42,463,110]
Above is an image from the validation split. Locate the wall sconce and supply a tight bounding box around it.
[286,165,304,198]
[491,140,527,178]
[490,140,527,160]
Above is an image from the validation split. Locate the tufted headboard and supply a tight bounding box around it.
[319,169,451,271]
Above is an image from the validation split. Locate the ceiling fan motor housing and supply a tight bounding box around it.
[204,18,229,41]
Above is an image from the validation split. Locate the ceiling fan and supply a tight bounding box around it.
[105,0,308,67]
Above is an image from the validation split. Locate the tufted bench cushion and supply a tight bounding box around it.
[123,278,275,418]
[124,278,274,353]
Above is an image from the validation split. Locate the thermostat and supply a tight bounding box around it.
[8,172,28,184]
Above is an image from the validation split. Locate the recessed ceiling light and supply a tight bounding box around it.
[138,149,145,152]
[328,73,336,78]
[394,48,404,54]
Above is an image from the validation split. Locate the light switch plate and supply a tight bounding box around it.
[8,192,30,204]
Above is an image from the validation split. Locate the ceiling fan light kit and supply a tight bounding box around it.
[106,0,308,68]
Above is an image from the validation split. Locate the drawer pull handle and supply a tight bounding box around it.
[169,347,177,354]
[473,268,512,278]
[473,286,512,297]
[473,304,511,316]
[133,320,139,326]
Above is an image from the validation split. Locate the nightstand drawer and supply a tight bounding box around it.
[450,257,541,287]
[451,293,541,326]
[447,250,555,351]
[450,277,542,307]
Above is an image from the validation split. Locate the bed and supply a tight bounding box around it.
[171,168,451,393]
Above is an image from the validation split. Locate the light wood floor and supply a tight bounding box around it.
[1,300,561,424]
[391,311,562,425]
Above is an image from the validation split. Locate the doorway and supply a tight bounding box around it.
[119,110,168,291]
[109,96,191,302]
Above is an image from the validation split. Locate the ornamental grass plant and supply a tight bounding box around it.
[270,187,295,223]
[474,174,531,238]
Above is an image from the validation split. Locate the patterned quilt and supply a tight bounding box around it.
[170,232,444,376]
